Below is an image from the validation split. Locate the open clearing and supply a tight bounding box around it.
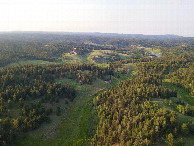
[15,76,120,146]
[144,47,162,55]
[7,60,61,67]
[151,82,194,146]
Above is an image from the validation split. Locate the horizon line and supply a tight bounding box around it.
[0,30,190,37]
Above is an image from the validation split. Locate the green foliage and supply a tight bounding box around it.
[166,133,174,146]
[0,33,194,145]
[93,75,177,145]
[0,63,113,145]
[167,66,194,96]
[181,123,189,136]
[93,54,194,145]
[176,138,185,146]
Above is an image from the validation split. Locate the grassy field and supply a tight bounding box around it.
[151,82,194,146]
[87,50,112,67]
[152,82,194,122]
[118,52,132,59]
[15,77,113,146]
[7,59,62,67]
[5,49,133,68]
[163,81,194,105]
[17,50,132,69]
[182,135,194,146]
[8,51,193,145]
[62,53,84,64]
[144,47,162,55]
[123,63,136,71]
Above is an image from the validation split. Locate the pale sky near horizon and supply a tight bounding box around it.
[0,0,194,36]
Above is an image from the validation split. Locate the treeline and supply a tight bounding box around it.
[136,54,193,76]
[93,75,177,145]
[0,63,113,145]
[0,65,77,104]
[116,47,146,58]
[0,65,76,145]
[0,41,114,67]
[1,33,194,67]
[0,102,51,145]
[92,54,193,145]
[167,65,194,95]
[160,45,194,56]
[0,63,112,107]
[0,42,62,66]
[109,57,152,71]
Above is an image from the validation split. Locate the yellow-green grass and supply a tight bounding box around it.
[144,47,162,54]
[151,80,194,146]
[86,50,110,67]
[163,81,194,105]
[151,82,194,124]
[87,50,131,62]
[182,135,194,146]
[62,52,94,64]
[155,135,194,146]
[7,60,60,67]
[116,63,137,76]
[123,63,136,70]
[61,50,132,68]
[117,52,132,59]
[80,53,90,63]
[62,53,83,64]
[151,97,194,123]
[15,78,109,146]
[151,81,194,145]
[87,50,131,68]
[87,50,107,63]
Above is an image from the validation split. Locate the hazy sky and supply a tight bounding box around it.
[0,0,194,36]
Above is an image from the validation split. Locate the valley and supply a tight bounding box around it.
[0,32,193,146]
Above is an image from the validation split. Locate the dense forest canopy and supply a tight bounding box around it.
[0,32,193,67]
[0,32,193,145]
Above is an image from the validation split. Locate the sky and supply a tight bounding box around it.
[0,0,194,36]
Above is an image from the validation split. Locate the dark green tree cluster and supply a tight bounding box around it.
[136,54,193,76]
[93,54,193,145]
[93,76,177,145]
[0,63,113,145]
[0,102,51,145]
[160,45,194,56]
[20,103,51,131]
[0,64,78,145]
[167,65,194,95]
[0,66,76,103]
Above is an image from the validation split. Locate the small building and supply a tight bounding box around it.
[69,51,77,55]
[105,80,111,84]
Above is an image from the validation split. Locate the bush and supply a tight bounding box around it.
[166,133,174,146]
[176,138,185,146]
[181,123,189,135]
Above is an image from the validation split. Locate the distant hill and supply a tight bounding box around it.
[0,31,185,42]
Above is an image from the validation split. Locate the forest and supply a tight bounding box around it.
[0,32,193,146]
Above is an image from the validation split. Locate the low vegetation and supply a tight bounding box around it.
[0,33,193,146]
